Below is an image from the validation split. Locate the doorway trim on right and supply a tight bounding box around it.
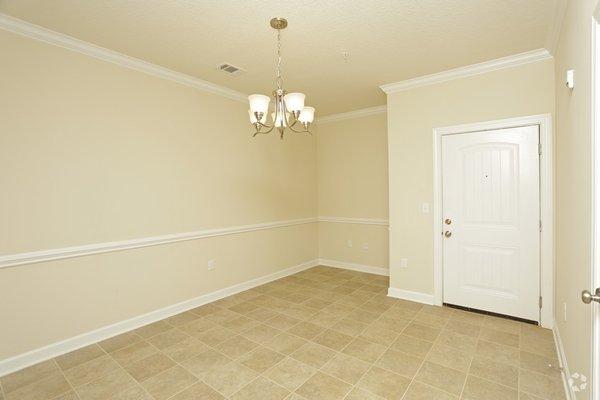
[432,114,554,328]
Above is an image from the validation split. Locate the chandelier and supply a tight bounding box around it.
[248,18,315,139]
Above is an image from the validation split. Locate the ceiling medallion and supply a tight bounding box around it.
[248,18,315,139]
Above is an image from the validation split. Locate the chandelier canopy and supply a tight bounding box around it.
[248,18,315,139]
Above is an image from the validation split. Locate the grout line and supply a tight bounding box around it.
[51,359,80,399]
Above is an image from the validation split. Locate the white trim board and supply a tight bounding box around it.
[318,217,389,226]
[0,13,247,103]
[432,114,554,328]
[318,258,389,276]
[387,288,435,305]
[318,105,387,124]
[380,49,552,94]
[0,217,317,269]
[553,323,575,400]
[0,259,320,377]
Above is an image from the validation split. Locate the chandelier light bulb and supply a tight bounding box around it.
[283,92,305,113]
[298,106,315,124]
[272,111,289,127]
[248,94,270,114]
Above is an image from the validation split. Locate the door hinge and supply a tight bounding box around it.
[539,220,542,232]
[538,143,542,155]
[539,296,543,309]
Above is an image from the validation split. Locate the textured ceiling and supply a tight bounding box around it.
[0,0,558,115]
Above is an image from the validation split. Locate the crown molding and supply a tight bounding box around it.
[545,0,568,55]
[0,13,248,103]
[380,48,553,94]
[318,105,386,124]
[0,217,317,269]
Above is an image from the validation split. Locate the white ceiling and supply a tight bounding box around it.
[0,0,560,115]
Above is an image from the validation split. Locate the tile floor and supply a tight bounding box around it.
[0,266,565,400]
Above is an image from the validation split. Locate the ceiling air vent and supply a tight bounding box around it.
[217,63,245,76]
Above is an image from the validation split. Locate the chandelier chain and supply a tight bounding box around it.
[276,28,283,89]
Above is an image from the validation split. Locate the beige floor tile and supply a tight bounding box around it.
[109,341,158,366]
[280,305,317,321]
[480,328,520,348]
[412,312,450,329]
[308,311,340,328]
[403,322,441,342]
[520,336,557,358]
[357,366,411,400]
[519,351,561,377]
[450,309,485,325]
[179,318,217,337]
[390,334,433,358]
[5,373,70,400]
[62,355,119,387]
[98,332,143,353]
[426,343,472,372]
[483,316,521,334]
[403,381,458,400]
[245,307,279,322]
[132,321,172,339]
[445,320,481,338]
[56,345,105,371]
[462,375,517,400]
[475,340,520,366]
[384,307,419,320]
[341,338,387,363]
[141,366,197,400]
[312,329,353,351]
[111,385,155,400]
[359,325,399,346]
[75,369,137,400]
[469,356,518,388]
[123,353,175,382]
[415,361,466,396]
[330,318,368,337]
[179,349,231,378]
[165,311,200,327]
[286,322,324,340]
[420,305,454,319]
[0,360,60,394]
[346,309,380,324]
[52,391,81,400]
[161,337,209,363]
[222,316,261,333]
[264,357,316,391]
[291,342,336,368]
[519,369,565,400]
[322,302,355,317]
[265,314,302,330]
[146,328,188,350]
[436,330,478,354]
[321,353,370,384]
[195,326,238,346]
[263,332,307,355]
[215,335,259,359]
[189,303,220,317]
[375,348,423,379]
[243,324,284,344]
[304,298,333,310]
[170,381,225,399]
[344,387,386,399]
[239,346,285,373]
[231,377,290,400]
[519,392,546,400]
[296,372,352,400]
[204,308,241,324]
[370,315,410,332]
[520,325,554,342]
[202,362,258,397]
[229,301,261,315]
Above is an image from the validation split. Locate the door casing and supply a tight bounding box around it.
[432,114,554,328]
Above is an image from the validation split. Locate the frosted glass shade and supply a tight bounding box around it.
[248,94,270,114]
[272,111,289,127]
[248,109,266,124]
[284,92,305,112]
[298,106,315,123]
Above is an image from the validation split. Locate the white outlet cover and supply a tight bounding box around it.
[400,258,408,268]
[421,203,430,213]
[347,240,353,248]
[207,259,215,270]
[362,243,369,251]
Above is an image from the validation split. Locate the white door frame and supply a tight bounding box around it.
[433,114,554,328]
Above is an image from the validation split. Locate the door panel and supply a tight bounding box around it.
[442,126,540,321]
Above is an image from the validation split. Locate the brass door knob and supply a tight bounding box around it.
[444,231,452,238]
[445,219,452,225]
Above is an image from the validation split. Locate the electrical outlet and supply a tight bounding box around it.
[400,258,408,268]
[421,203,430,214]
[347,239,353,248]
[207,259,215,271]
[563,302,567,322]
[362,243,369,251]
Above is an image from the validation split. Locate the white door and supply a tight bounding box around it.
[442,126,540,321]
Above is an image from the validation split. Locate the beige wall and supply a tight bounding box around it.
[386,59,555,294]
[316,113,389,268]
[0,30,317,360]
[554,0,597,394]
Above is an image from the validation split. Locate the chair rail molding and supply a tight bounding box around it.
[318,216,389,226]
[0,13,247,103]
[0,218,318,269]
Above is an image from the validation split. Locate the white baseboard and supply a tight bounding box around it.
[553,322,575,400]
[0,259,319,377]
[318,258,389,276]
[387,287,435,305]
